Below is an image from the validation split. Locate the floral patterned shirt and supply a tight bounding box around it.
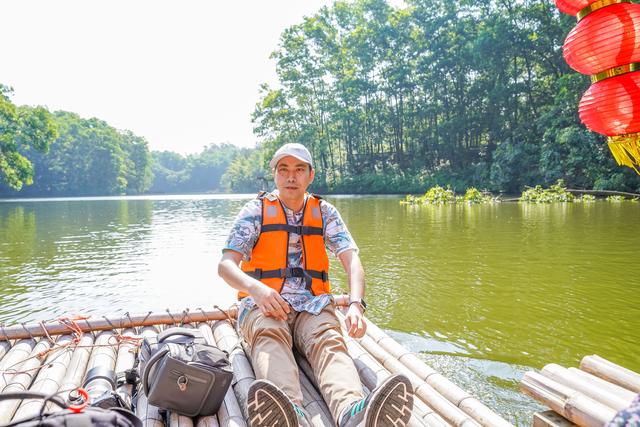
[607,394,640,427]
[223,191,358,325]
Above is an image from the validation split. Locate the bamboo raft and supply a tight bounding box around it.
[520,356,640,427]
[0,295,515,427]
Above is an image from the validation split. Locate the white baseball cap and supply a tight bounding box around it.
[269,143,314,169]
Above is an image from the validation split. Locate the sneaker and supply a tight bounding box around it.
[247,379,299,427]
[339,374,414,427]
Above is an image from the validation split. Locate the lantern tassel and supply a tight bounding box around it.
[608,133,640,174]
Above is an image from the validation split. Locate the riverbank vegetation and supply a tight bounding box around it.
[403,186,493,205]
[405,181,638,204]
[2,0,640,197]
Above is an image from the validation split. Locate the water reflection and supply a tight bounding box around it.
[0,195,638,425]
[0,196,249,323]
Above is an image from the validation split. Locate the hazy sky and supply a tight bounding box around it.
[1,0,343,154]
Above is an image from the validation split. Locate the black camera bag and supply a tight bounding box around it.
[138,327,233,417]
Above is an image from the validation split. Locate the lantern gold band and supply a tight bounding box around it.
[577,0,632,21]
[591,63,640,83]
[608,133,640,174]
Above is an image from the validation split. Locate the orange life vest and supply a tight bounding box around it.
[238,193,331,300]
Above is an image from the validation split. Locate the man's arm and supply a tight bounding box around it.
[338,248,367,338]
[218,250,290,321]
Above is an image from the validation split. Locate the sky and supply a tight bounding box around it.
[0,0,346,154]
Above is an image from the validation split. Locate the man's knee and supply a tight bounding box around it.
[245,313,293,348]
[298,322,345,357]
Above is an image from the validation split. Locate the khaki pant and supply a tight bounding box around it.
[239,301,365,422]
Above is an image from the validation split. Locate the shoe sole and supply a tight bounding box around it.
[247,380,298,427]
[365,374,414,427]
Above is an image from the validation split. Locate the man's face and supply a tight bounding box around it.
[273,155,315,201]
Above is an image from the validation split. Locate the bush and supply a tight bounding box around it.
[520,179,575,203]
[464,187,492,204]
[403,186,494,205]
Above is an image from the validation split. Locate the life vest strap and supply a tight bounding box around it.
[261,224,323,236]
[246,267,329,291]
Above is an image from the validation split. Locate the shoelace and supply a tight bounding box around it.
[293,404,306,418]
[350,398,367,417]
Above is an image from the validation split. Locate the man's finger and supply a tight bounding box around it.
[269,300,287,320]
[349,315,359,336]
[354,317,365,338]
[344,315,352,333]
[262,302,277,317]
[277,296,290,314]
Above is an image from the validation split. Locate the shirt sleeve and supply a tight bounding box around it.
[321,201,359,257]
[223,199,262,261]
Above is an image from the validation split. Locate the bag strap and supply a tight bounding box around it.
[157,327,200,343]
[142,346,170,396]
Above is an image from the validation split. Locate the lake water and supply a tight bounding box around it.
[1,195,638,424]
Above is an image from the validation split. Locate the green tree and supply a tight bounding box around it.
[0,85,58,190]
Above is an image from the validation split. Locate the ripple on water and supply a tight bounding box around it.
[388,329,545,426]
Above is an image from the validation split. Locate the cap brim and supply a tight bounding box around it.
[269,154,312,169]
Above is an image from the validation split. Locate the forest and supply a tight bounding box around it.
[2,0,639,197]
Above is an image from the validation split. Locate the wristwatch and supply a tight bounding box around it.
[349,298,367,311]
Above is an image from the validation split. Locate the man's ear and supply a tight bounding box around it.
[309,168,315,184]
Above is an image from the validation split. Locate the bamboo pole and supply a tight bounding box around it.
[0,297,356,341]
[169,412,194,427]
[135,326,164,427]
[363,317,511,427]
[212,320,254,421]
[520,371,617,427]
[533,410,576,427]
[0,308,238,341]
[137,390,166,427]
[83,330,118,404]
[197,322,216,346]
[0,339,36,391]
[580,355,640,393]
[195,415,220,427]
[0,297,353,341]
[13,335,74,420]
[115,328,138,410]
[0,338,52,423]
[338,319,447,427]
[55,333,94,408]
[356,334,471,427]
[217,385,248,427]
[568,367,636,402]
[0,340,11,361]
[336,311,478,427]
[297,360,334,427]
[357,332,476,427]
[542,364,633,411]
[343,334,447,427]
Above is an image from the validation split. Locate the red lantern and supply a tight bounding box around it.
[555,0,594,16]
[563,3,640,74]
[555,0,640,173]
[579,71,640,135]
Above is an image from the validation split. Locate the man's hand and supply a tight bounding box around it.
[218,250,290,321]
[344,303,366,338]
[252,282,290,321]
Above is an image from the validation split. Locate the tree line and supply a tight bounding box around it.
[252,0,640,193]
[0,85,259,196]
[2,0,640,197]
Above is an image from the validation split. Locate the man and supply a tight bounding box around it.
[218,143,414,427]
